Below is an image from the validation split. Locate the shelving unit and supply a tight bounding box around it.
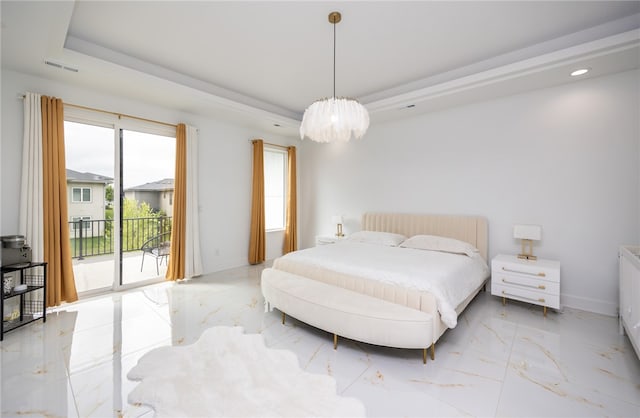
[1,261,47,341]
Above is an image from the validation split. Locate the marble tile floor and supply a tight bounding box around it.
[1,263,639,417]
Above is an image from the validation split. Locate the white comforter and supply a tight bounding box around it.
[275,242,490,328]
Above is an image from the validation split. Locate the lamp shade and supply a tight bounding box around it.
[513,224,542,240]
[332,215,343,225]
[300,98,369,143]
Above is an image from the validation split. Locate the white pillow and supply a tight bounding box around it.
[400,234,478,257]
[347,231,407,247]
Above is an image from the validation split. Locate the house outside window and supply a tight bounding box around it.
[72,187,92,203]
[66,169,113,238]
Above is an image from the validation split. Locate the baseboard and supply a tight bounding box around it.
[561,293,617,317]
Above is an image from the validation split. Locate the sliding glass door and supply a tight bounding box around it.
[64,110,175,295]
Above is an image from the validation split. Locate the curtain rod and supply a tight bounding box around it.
[20,94,177,128]
[250,139,291,150]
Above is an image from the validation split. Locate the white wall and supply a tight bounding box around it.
[0,69,298,273]
[300,70,640,316]
[4,68,638,316]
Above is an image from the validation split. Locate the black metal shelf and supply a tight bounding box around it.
[1,261,47,341]
[3,313,44,332]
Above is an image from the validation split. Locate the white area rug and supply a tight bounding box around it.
[127,326,366,417]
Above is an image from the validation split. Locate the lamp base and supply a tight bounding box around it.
[517,254,538,261]
[518,239,536,260]
[335,223,344,238]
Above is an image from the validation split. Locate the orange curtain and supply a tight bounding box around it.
[41,96,78,306]
[283,146,297,254]
[166,123,187,280]
[248,139,265,264]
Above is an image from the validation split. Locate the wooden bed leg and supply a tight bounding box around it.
[333,334,338,350]
[281,312,285,325]
[423,348,427,364]
[430,343,435,360]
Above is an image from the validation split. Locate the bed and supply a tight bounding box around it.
[265,212,490,350]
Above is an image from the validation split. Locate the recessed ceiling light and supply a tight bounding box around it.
[570,68,590,77]
[273,123,281,127]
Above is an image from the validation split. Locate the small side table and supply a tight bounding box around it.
[315,235,347,246]
[491,254,560,316]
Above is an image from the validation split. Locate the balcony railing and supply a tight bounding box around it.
[69,217,172,259]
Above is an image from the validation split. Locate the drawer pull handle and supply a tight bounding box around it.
[502,267,546,277]
[502,278,546,290]
[502,291,545,304]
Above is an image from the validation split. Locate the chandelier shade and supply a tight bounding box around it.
[300,97,369,143]
[299,11,369,143]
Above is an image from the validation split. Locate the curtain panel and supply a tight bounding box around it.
[162,123,203,281]
[41,95,78,306]
[248,139,265,264]
[19,92,44,262]
[184,125,203,278]
[283,146,297,254]
[166,124,187,280]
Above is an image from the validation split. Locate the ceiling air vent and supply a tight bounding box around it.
[44,60,78,73]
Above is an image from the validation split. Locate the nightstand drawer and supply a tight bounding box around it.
[492,282,560,309]
[492,262,559,283]
[492,272,559,295]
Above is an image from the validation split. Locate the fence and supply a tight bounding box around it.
[69,217,172,259]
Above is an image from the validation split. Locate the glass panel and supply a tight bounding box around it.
[121,129,175,285]
[264,149,286,230]
[64,121,115,294]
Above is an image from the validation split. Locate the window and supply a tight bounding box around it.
[264,147,287,230]
[71,216,91,230]
[72,187,92,203]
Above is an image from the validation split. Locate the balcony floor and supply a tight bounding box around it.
[72,251,167,293]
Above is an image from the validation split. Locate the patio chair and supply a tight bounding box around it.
[140,232,171,275]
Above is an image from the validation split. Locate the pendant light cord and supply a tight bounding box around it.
[333,19,336,99]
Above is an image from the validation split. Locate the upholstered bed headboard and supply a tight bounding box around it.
[361,212,489,261]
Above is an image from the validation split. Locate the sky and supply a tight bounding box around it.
[64,121,175,189]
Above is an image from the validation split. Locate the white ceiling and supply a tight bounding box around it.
[2,1,639,136]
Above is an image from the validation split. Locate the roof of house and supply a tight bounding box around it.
[66,169,113,184]
[124,178,174,192]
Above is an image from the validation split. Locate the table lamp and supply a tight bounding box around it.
[513,224,541,260]
[332,215,344,237]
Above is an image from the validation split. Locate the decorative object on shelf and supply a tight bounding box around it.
[1,234,32,266]
[13,284,27,292]
[3,274,13,296]
[299,11,369,143]
[1,235,25,248]
[513,224,542,260]
[332,215,344,237]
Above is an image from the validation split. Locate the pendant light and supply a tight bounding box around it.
[299,11,369,143]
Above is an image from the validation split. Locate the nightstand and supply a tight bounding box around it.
[315,235,346,246]
[491,254,560,316]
